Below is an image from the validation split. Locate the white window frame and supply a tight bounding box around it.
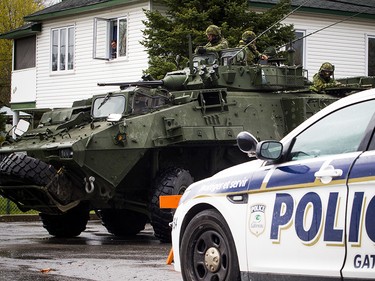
[51,25,75,73]
[93,16,128,60]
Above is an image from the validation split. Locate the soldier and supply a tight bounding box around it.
[195,25,228,54]
[238,30,268,65]
[310,62,341,93]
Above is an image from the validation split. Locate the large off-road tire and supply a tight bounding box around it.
[96,209,148,236]
[0,153,56,186]
[181,209,240,281]
[150,167,193,243]
[39,202,90,237]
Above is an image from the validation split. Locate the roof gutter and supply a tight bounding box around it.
[0,23,42,39]
[249,1,375,20]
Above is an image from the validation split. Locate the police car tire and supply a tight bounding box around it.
[149,167,193,243]
[39,202,90,237]
[97,209,148,236]
[181,209,240,281]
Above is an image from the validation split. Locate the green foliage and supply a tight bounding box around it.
[0,0,44,104]
[0,106,6,144]
[142,0,295,78]
[0,109,5,131]
[0,196,38,215]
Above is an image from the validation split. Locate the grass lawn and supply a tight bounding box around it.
[0,197,38,215]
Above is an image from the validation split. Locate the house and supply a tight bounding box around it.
[249,0,375,79]
[0,0,374,125]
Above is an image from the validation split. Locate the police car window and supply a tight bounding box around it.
[289,99,375,161]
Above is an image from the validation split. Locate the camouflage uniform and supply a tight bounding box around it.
[237,31,261,65]
[195,25,228,54]
[310,62,340,93]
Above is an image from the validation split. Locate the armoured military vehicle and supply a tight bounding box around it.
[0,47,373,242]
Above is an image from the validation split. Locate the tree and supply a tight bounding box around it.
[0,0,44,105]
[142,0,295,78]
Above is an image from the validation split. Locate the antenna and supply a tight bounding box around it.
[277,10,365,50]
[232,0,311,60]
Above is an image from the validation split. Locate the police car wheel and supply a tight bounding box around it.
[180,209,240,281]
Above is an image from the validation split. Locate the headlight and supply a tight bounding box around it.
[59,148,73,158]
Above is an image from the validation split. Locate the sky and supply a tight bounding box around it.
[44,0,61,7]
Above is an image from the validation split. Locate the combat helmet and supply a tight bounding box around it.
[206,25,221,37]
[319,62,335,80]
[242,30,256,44]
[319,62,334,72]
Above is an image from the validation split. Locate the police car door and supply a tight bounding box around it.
[246,99,375,280]
[342,105,375,279]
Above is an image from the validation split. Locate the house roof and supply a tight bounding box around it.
[0,23,41,39]
[24,0,142,22]
[249,0,375,17]
[24,0,375,22]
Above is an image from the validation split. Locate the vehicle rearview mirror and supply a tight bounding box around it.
[236,131,258,154]
[256,140,283,160]
[14,119,30,136]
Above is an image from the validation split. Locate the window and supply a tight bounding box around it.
[14,36,36,70]
[93,17,127,60]
[51,26,74,72]
[92,95,126,118]
[367,36,375,76]
[292,30,305,67]
[289,100,375,161]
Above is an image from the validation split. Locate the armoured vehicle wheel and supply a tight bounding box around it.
[150,167,193,242]
[180,209,240,281]
[0,153,55,185]
[39,202,90,237]
[96,209,148,236]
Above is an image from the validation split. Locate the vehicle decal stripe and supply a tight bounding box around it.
[183,154,375,201]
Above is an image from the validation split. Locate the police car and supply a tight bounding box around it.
[171,88,375,281]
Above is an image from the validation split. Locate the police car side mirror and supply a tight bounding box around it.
[256,140,283,161]
[236,131,258,157]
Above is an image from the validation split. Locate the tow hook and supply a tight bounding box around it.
[85,176,95,193]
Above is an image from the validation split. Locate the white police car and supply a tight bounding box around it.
[171,88,375,281]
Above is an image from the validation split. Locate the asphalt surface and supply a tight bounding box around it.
[0,216,183,281]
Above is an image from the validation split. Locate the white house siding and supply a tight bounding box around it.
[11,68,36,103]
[282,13,375,80]
[34,1,150,109]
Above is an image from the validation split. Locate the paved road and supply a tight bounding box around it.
[0,219,183,281]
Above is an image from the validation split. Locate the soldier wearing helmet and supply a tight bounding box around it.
[237,30,268,65]
[195,25,228,54]
[310,62,341,93]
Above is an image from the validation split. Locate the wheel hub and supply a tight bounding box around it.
[204,247,221,273]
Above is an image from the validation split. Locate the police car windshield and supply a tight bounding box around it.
[92,95,126,118]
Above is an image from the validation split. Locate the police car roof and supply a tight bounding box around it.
[281,88,375,144]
